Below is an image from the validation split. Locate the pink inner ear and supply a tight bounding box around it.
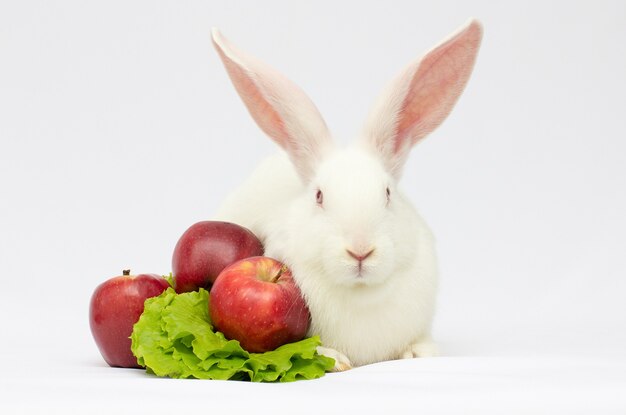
[217,46,291,149]
[394,21,482,153]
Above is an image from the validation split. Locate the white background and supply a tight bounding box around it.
[1,1,625,413]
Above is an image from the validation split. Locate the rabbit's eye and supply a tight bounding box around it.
[316,189,324,206]
[386,187,391,202]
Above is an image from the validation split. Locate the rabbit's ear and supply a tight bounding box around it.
[212,29,332,182]
[362,19,483,178]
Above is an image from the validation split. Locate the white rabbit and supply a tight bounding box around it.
[211,20,483,370]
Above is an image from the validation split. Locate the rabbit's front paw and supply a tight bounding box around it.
[316,346,352,372]
[401,337,439,359]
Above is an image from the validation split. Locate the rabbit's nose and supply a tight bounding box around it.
[346,248,375,263]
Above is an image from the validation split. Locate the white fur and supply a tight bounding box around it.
[215,148,438,367]
[211,21,482,369]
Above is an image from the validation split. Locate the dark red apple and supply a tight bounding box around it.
[172,221,264,293]
[209,256,310,353]
[89,270,169,368]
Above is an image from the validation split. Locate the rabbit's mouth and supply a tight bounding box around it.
[345,270,382,288]
[326,245,391,287]
[346,248,375,278]
[354,263,373,279]
[343,256,394,287]
[350,263,375,282]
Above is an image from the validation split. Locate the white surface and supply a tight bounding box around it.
[4,355,626,414]
[1,1,625,413]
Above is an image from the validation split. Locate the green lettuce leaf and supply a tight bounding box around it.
[163,273,175,289]
[130,288,334,382]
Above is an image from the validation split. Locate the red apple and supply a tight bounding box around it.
[89,270,170,368]
[172,221,264,293]
[209,256,310,353]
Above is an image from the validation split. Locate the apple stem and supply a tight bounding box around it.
[123,269,130,276]
[270,265,289,283]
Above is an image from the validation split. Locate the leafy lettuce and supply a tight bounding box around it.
[130,288,334,382]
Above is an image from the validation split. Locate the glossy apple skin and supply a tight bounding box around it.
[210,256,310,353]
[172,221,264,293]
[89,273,169,368]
